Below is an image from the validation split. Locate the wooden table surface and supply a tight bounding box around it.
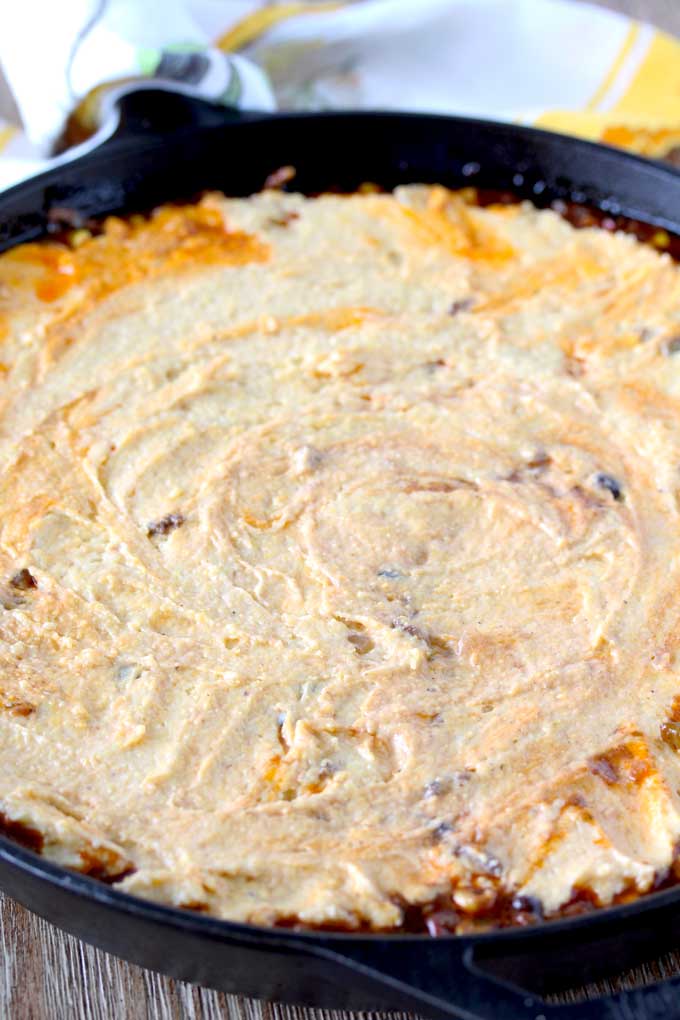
[3,1,680,1017]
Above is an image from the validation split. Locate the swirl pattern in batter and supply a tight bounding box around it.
[1,186,680,931]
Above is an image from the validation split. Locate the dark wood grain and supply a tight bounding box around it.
[2,1,680,1016]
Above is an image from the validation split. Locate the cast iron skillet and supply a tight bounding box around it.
[2,86,680,1020]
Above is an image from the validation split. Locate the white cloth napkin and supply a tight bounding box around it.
[0,0,679,189]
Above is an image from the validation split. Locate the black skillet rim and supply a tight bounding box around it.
[5,831,680,948]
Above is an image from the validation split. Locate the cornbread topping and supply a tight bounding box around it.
[2,186,680,932]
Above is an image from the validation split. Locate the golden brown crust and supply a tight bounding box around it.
[2,188,680,932]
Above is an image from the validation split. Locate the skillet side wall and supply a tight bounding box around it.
[6,837,680,1010]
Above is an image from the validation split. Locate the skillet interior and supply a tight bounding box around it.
[2,87,680,1019]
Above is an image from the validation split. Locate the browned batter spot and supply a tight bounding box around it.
[10,568,37,590]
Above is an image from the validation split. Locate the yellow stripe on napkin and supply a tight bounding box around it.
[0,124,16,154]
[537,26,680,158]
[586,23,640,111]
[608,31,680,120]
[217,2,345,53]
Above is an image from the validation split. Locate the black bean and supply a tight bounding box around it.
[392,620,426,640]
[453,844,503,876]
[662,335,680,355]
[147,512,185,537]
[432,821,455,842]
[449,297,474,316]
[424,778,450,799]
[595,473,623,502]
[511,894,544,920]
[423,359,446,373]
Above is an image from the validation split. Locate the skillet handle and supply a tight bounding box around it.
[319,939,680,1020]
[59,82,269,162]
[105,84,269,141]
